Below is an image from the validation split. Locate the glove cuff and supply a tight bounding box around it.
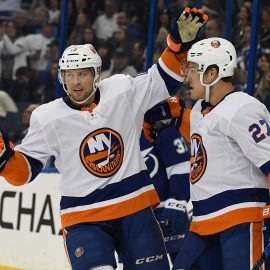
[262,205,270,219]
[165,198,187,212]
[167,34,181,53]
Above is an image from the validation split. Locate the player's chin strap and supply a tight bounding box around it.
[68,86,97,105]
[199,72,222,103]
[63,74,100,106]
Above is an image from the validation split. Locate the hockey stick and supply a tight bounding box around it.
[252,242,270,270]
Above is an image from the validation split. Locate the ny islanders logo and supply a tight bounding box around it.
[190,133,207,184]
[80,128,124,177]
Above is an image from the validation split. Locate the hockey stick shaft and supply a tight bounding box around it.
[252,242,270,270]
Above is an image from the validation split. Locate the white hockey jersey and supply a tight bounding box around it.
[15,65,179,228]
[189,91,270,235]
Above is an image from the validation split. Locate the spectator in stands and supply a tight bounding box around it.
[153,27,168,64]
[255,55,270,102]
[158,8,170,31]
[110,26,133,59]
[237,24,252,89]
[47,0,60,26]
[203,18,223,38]
[27,23,54,74]
[116,10,143,41]
[12,103,40,145]
[255,52,270,84]
[8,66,40,103]
[100,47,137,79]
[45,38,59,70]
[260,5,270,53]
[201,0,221,19]
[130,40,146,73]
[0,19,40,90]
[0,90,18,129]
[0,20,18,88]
[116,10,129,28]
[68,11,90,45]
[36,61,58,103]
[98,42,112,72]
[262,71,270,111]
[81,26,99,49]
[29,6,50,34]
[92,0,118,41]
[234,1,252,48]
[12,9,31,36]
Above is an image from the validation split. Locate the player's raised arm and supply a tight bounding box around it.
[158,7,208,95]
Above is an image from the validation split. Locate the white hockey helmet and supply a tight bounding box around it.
[58,44,102,104]
[187,37,237,101]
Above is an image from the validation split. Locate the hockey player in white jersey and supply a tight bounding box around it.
[144,37,270,270]
[0,7,208,270]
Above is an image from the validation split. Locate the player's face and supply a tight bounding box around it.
[186,62,205,100]
[65,68,94,103]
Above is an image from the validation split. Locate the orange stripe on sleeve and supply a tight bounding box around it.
[190,207,262,235]
[160,48,188,79]
[179,108,191,142]
[1,151,30,186]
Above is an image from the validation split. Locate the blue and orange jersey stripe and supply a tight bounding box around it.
[61,186,159,228]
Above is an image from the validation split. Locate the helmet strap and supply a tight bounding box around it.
[199,72,222,103]
[61,70,100,106]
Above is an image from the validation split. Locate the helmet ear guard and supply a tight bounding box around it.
[187,38,237,102]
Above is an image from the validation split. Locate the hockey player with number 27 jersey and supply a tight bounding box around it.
[144,37,270,270]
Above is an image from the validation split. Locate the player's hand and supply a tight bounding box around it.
[143,97,186,142]
[0,130,15,172]
[145,96,182,123]
[143,121,159,142]
[143,120,171,142]
[167,7,208,53]
[159,198,189,236]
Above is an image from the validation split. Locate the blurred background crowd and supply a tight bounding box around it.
[0,0,269,147]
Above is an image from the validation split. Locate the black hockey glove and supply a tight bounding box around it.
[158,199,189,238]
[144,96,185,123]
[167,7,208,54]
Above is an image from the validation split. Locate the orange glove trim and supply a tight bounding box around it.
[167,34,181,52]
[167,96,181,118]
